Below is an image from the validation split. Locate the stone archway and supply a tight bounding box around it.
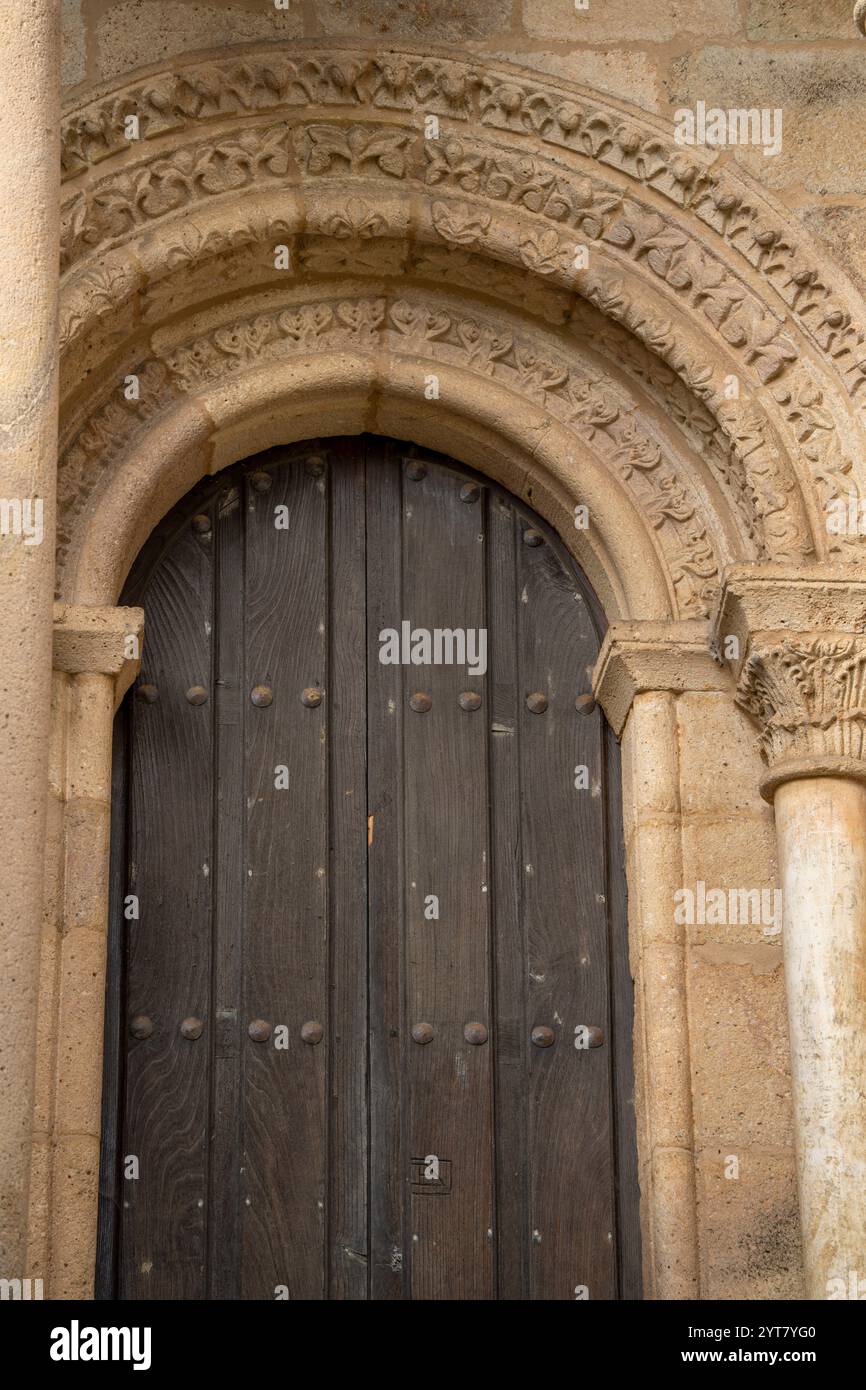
[57,41,866,613]
[22,41,866,1300]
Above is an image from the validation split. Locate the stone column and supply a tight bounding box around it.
[31,605,142,1296]
[0,1,60,1275]
[714,565,866,1299]
[594,620,729,1298]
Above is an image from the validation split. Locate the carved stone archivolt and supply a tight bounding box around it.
[57,44,866,610]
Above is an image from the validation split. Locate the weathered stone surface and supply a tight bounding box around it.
[688,943,793,1149]
[665,47,866,194]
[747,0,856,41]
[523,0,740,43]
[53,604,143,679]
[27,9,866,1304]
[775,776,866,1298]
[594,621,727,737]
[677,693,767,819]
[713,569,866,1297]
[0,0,60,1282]
[94,0,303,79]
[54,928,109,1136]
[713,566,866,791]
[680,816,779,946]
[797,203,866,301]
[478,46,663,113]
[315,0,512,39]
[63,801,111,934]
[49,1134,101,1298]
[25,1136,51,1280]
[62,0,86,88]
[697,1147,804,1299]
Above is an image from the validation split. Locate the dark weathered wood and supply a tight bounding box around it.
[365,446,409,1299]
[242,451,329,1298]
[208,481,244,1299]
[100,436,641,1302]
[95,703,129,1301]
[606,720,643,1299]
[398,452,495,1301]
[121,520,215,1299]
[518,530,616,1301]
[326,443,369,1299]
[486,493,530,1300]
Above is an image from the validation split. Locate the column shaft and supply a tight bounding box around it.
[0,1,60,1272]
[775,776,866,1299]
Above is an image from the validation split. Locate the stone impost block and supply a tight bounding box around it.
[53,603,144,705]
[592,619,729,737]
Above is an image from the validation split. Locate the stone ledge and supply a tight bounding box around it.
[53,603,144,703]
[592,620,729,736]
[712,564,866,656]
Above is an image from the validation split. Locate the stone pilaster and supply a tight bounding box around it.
[28,604,142,1295]
[593,620,729,1299]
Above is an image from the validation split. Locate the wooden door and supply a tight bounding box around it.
[97,437,640,1301]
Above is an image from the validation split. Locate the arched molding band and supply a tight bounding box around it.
[60,275,773,611]
[57,257,826,612]
[65,351,673,619]
[60,200,822,556]
[57,40,866,379]
[57,43,866,615]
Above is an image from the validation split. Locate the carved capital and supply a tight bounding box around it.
[738,636,866,781]
[712,565,866,797]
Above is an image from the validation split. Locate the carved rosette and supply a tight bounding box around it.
[737,636,866,791]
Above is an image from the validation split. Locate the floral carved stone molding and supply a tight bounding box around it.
[60,47,866,375]
[59,287,722,614]
[713,567,866,796]
[739,638,866,770]
[58,45,866,609]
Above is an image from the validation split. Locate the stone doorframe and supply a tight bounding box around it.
[5,25,866,1297]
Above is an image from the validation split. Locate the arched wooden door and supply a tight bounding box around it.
[97,436,640,1301]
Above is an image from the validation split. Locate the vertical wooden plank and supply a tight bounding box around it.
[400,455,495,1301]
[327,441,369,1299]
[95,701,129,1300]
[120,520,214,1300]
[366,443,408,1299]
[207,480,245,1299]
[486,494,530,1300]
[241,451,329,1299]
[517,525,616,1301]
[605,721,643,1299]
